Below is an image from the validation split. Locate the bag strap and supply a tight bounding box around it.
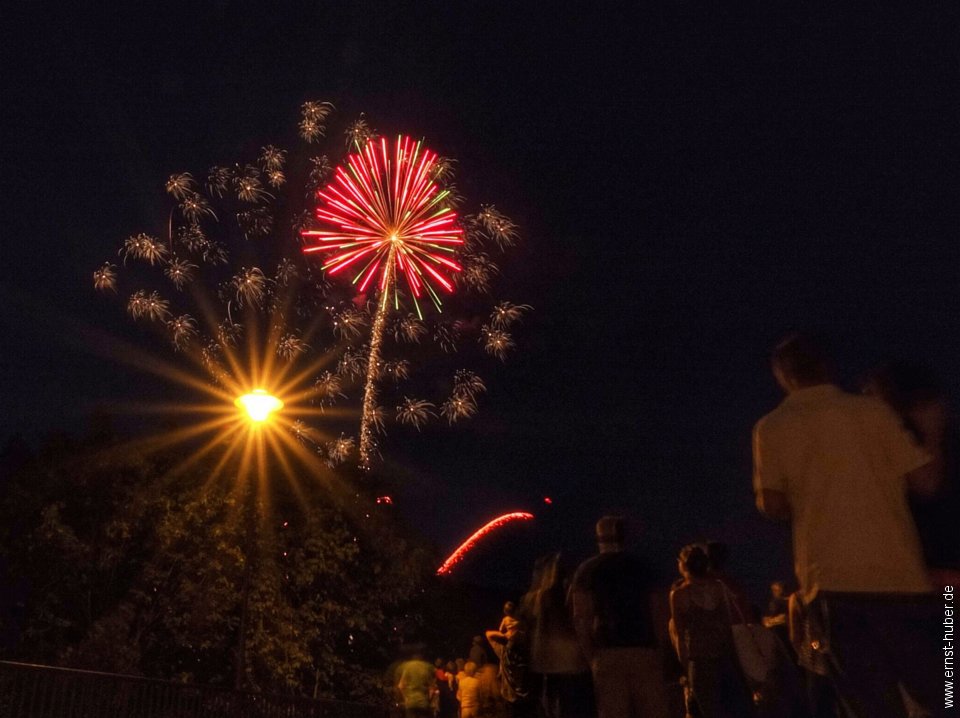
[718,580,748,625]
[720,581,773,660]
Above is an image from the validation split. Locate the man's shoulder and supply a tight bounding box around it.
[755,387,877,431]
[572,551,650,586]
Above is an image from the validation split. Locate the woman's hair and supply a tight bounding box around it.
[679,543,710,578]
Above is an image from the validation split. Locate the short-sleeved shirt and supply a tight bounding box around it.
[569,550,658,648]
[753,384,932,602]
[398,660,435,710]
[457,675,480,710]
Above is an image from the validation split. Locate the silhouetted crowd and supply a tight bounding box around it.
[393,333,959,718]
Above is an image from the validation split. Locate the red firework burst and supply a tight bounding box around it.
[302,135,463,315]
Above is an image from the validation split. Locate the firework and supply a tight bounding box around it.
[396,398,435,429]
[121,234,168,265]
[96,102,528,479]
[481,325,514,361]
[489,301,532,330]
[436,512,535,575]
[93,263,117,292]
[167,314,198,350]
[165,258,198,289]
[302,135,464,469]
[440,394,477,424]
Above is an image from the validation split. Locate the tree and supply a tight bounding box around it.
[0,428,433,702]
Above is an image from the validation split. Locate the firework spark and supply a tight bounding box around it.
[436,512,535,575]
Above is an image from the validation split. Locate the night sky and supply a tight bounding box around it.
[3,4,960,599]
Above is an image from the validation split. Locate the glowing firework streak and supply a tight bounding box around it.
[303,135,463,470]
[436,512,534,576]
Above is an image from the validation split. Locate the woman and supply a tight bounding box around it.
[670,544,752,718]
[521,553,594,718]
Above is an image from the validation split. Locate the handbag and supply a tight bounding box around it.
[720,581,780,685]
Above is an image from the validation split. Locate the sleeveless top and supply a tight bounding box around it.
[681,582,731,660]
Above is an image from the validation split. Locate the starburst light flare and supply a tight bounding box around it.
[235,389,284,423]
[302,135,465,470]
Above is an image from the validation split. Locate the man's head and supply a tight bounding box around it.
[771,581,785,598]
[705,540,728,574]
[771,332,834,393]
[595,515,625,553]
[464,661,477,677]
[502,600,515,617]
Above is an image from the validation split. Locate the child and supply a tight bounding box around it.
[456,662,481,718]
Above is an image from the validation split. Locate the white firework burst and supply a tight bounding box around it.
[120,233,168,265]
[206,166,233,197]
[167,314,198,350]
[230,267,268,307]
[235,174,272,204]
[394,314,427,344]
[344,116,376,149]
[481,325,514,361]
[430,156,457,184]
[299,101,333,143]
[453,370,486,399]
[217,319,243,347]
[277,333,308,361]
[490,301,532,330]
[180,193,217,223]
[127,290,170,322]
[237,207,273,239]
[458,253,499,292]
[93,263,117,291]
[333,308,367,340]
[165,173,197,200]
[476,205,519,249]
[381,360,411,383]
[440,395,478,425]
[326,435,355,466]
[164,258,197,289]
[433,323,462,353]
[314,371,344,406]
[337,349,366,379]
[259,145,287,173]
[396,398,435,430]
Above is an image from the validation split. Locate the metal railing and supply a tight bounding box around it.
[0,661,388,718]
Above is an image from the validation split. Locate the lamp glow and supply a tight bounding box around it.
[235,389,284,423]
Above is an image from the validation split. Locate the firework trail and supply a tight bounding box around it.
[436,512,535,575]
[302,135,463,469]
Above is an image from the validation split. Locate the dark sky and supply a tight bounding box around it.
[2,3,959,597]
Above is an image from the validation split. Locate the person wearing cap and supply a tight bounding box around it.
[568,516,669,717]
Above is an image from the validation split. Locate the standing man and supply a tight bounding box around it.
[753,332,945,717]
[397,646,437,718]
[568,516,669,717]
